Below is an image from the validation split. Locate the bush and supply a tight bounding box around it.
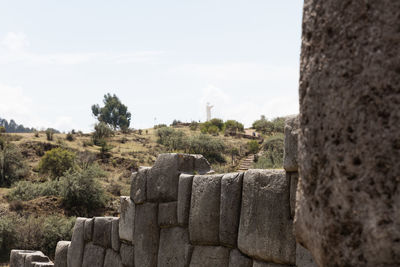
[252,115,286,135]
[247,140,260,154]
[224,120,244,134]
[38,148,76,179]
[156,127,187,151]
[0,126,6,133]
[154,124,167,129]
[8,180,60,201]
[187,134,226,163]
[34,130,39,137]
[59,165,107,216]
[0,143,27,186]
[45,128,54,141]
[189,121,198,131]
[66,132,74,141]
[92,122,114,146]
[253,134,284,169]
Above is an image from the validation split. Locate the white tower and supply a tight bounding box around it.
[206,103,213,121]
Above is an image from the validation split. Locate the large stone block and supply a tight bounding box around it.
[177,174,193,226]
[158,201,178,227]
[67,217,86,267]
[295,1,400,266]
[189,174,223,245]
[283,115,299,172]
[81,243,105,267]
[84,218,94,242]
[54,241,70,267]
[228,249,252,267]
[289,172,298,219]
[119,196,135,243]
[10,250,35,267]
[25,253,50,267]
[158,227,192,267]
[93,217,114,248]
[189,246,229,267]
[111,218,120,251]
[238,170,295,265]
[220,172,243,247]
[296,244,317,267]
[32,263,54,267]
[120,243,134,267]
[252,261,292,267]
[134,202,159,267]
[130,167,149,204]
[104,249,123,267]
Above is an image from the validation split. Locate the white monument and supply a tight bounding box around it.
[206,103,213,121]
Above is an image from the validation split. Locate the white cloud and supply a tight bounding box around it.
[1,32,29,52]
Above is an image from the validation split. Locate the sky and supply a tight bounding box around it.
[0,1,303,132]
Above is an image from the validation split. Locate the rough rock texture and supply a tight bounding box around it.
[25,253,50,267]
[119,196,135,243]
[193,154,212,174]
[81,243,105,267]
[120,243,134,267]
[54,241,70,267]
[296,244,317,267]
[289,172,298,219]
[238,170,295,265]
[158,227,192,267]
[104,249,123,267]
[189,174,223,245]
[67,217,85,267]
[189,246,229,267]
[33,263,54,267]
[220,172,243,247]
[177,174,193,226]
[130,167,149,204]
[228,249,252,267]
[111,218,120,251]
[283,115,299,172]
[295,1,400,266]
[134,202,159,267]
[92,217,114,248]
[158,201,178,227]
[252,261,292,267]
[83,218,94,242]
[10,250,35,267]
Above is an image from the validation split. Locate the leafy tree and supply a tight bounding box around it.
[92,122,114,146]
[0,143,27,186]
[224,120,244,134]
[187,134,226,163]
[38,148,76,179]
[92,93,131,130]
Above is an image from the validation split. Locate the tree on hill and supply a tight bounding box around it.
[91,93,132,131]
[0,117,34,133]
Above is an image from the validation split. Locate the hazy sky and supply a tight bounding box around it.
[0,1,303,132]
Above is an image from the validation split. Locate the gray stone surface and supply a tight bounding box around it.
[83,218,94,242]
[238,170,295,265]
[134,202,159,267]
[158,227,192,267]
[177,174,193,226]
[296,244,317,267]
[104,249,123,267]
[25,253,50,267]
[189,174,223,245]
[289,172,298,219]
[130,167,149,204]
[54,241,70,267]
[10,250,35,267]
[193,154,212,174]
[158,201,178,227]
[120,243,134,267]
[67,217,86,267]
[228,249,252,267]
[252,261,292,267]
[111,217,120,251]
[81,243,105,267]
[33,263,54,267]
[119,196,135,243]
[283,115,299,172]
[220,172,243,247]
[189,246,229,267]
[295,1,400,266]
[92,217,114,248]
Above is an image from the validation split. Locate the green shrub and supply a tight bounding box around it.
[156,127,187,151]
[45,128,54,141]
[189,121,198,131]
[0,126,6,133]
[0,214,18,260]
[187,134,226,163]
[247,140,260,154]
[34,130,39,137]
[8,180,60,201]
[0,143,28,186]
[252,115,286,135]
[224,120,244,134]
[253,134,284,169]
[92,122,114,146]
[38,148,76,179]
[59,165,107,216]
[66,132,74,141]
[154,124,167,129]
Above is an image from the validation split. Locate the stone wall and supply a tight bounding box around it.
[10,132,317,267]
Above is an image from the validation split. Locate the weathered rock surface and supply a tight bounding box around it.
[177,174,193,226]
[92,217,114,248]
[289,172,298,219]
[81,243,105,267]
[10,250,35,267]
[120,243,134,267]
[25,253,50,267]
[228,249,252,267]
[220,172,243,247]
[238,170,295,265]
[130,167,149,204]
[119,196,135,243]
[158,201,178,227]
[296,244,317,267]
[67,217,86,267]
[189,246,229,267]
[158,227,192,267]
[104,249,123,267]
[295,1,400,266]
[189,174,223,245]
[283,115,299,172]
[83,218,94,242]
[111,218,120,251]
[134,202,159,267]
[252,261,292,267]
[54,241,70,267]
